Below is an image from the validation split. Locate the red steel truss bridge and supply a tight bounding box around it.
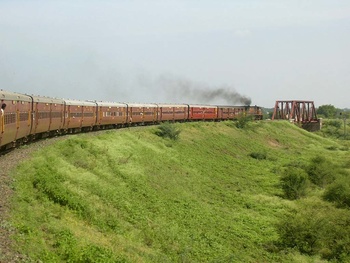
[272,100,320,131]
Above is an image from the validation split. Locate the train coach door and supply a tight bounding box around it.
[0,105,4,134]
[65,104,71,129]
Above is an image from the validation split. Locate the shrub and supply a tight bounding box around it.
[235,114,253,129]
[276,205,350,261]
[280,168,309,200]
[155,122,181,140]
[249,151,267,160]
[306,156,336,187]
[276,209,328,255]
[323,176,350,208]
[327,119,342,129]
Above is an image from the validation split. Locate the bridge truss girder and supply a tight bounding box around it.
[272,100,318,123]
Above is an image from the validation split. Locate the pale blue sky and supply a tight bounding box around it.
[1,1,349,107]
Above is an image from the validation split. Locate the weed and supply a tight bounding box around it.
[306,156,336,187]
[280,168,309,200]
[249,151,267,160]
[323,176,350,208]
[234,114,253,129]
[155,122,181,140]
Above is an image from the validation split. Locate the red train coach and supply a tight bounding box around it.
[127,103,158,125]
[95,101,128,128]
[30,96,65,139]
[189,105,218,121]
[157,104,189,122]
[63,100,97,133]
[217,106,247,120]
[0,90,32,149]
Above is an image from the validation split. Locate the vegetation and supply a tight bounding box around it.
[234,113,253,128]
[155,121,181,140]
[276,201,350,261]
[280,168,309,200]
[317,104,338,118]
[316,104,350,140]
[324,176,350,208]
[6,121,350,262]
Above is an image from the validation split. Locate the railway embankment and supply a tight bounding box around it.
[1,121,349,262]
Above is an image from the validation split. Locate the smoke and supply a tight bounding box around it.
[194,87,251,106]
[157,74,252,105]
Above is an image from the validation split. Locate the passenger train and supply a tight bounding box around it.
[0,90,262,152]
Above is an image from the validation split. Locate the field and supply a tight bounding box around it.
[4,120,350,262]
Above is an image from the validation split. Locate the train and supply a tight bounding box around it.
[0,90,262,152]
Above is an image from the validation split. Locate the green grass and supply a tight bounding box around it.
[8,120,350,262]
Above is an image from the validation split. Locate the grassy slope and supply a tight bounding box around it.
[8,121,350,262]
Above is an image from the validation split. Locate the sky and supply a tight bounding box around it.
[0,1,349,108]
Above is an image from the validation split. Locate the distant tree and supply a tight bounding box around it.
[339,111,350,119]
[317,105,337,118]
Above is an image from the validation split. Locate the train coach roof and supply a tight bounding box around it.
[64,100,97,106]
[216,105,249,108]
[95,101,127,107]
[0,90,32,102]
[30,95,65,104]
[188,104,218,108]
[156,104,188,108]
[126,103,158,108]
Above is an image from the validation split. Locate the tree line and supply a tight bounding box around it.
[317,104,350,119]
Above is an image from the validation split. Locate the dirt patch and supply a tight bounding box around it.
[267,139,281,148]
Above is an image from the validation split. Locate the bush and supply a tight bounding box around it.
[280,168,309,200]
[277,210,327,255]
[326,119,342,129]
[249,151,267,160]
[276,205,350,261]
[155,122,181,140]
[323,176,350,208]
[306,156,336,187]
[235,114,253,129]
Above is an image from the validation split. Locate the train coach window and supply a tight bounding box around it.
[83,112,94,117]
[52,112,63,118]
[110,112,123,117]
[38,112,50,119]
[5,113,16,124]
[19,112,29,121]
[70,113,82,118]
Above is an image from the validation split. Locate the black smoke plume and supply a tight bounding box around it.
[157,74,251,106]
[195,87,251,105]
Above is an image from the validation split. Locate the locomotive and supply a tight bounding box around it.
[0,90,262,152]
